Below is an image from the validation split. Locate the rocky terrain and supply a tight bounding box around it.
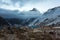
[0,25,60,40]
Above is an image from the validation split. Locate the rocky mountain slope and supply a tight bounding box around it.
[39,6,60,27]
[0,8,41,26]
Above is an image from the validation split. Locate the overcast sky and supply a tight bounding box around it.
[0,0,60,13]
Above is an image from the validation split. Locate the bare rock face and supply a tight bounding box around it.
[0,26,58,40]
[0,16,11,30]
[0,16,9,26]
[30,8,38,11]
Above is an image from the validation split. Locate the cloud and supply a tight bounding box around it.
[9,0,45,7]
[0,0,60,13]
[0,0,46,8]
[11,0,44,3]
[0,0,12,6]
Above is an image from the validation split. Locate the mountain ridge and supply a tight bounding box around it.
[0,6,60,27]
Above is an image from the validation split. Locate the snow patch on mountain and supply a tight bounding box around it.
[39,6,60,26]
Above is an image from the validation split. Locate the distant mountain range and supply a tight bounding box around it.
[0,8,41,26]
[0,6,60,27]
